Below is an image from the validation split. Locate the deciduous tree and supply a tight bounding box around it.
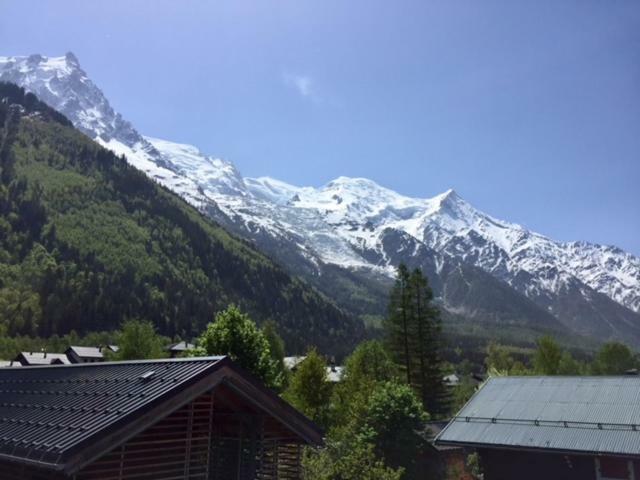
[196,305,279,388]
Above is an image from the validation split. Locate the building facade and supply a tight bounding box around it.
[0,356,322,479]
[436,376,640,480]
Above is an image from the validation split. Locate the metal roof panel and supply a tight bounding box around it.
[0,356,225,467]
[437,376,640,456]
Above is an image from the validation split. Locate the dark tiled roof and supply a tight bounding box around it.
[436,376,640,456]
[0,356,224,469]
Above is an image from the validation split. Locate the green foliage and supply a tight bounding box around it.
[302,440,403,480]
[485,342,515,373]
[331,340,398,427]
[262,320,287,391]
[451,378,477,413]
[484,342,531,376]
[113,319,167,360]
[592,342,637,375]
[341,340,398,389]
[533,335,562,375]
[284,348,332,427]
[303,344,425,480]
[466,452,483,479]
[557,350,585,375]
[354,381,428,473]
[385,264,413,384]
[196,305,280,389]
[385,264,447,416]
[0,82,364,356]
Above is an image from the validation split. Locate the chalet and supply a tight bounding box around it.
[0,356,323,479]
[284,355,345,382]
[13,351,71,366]
[283,355,306,371]
[0,360,20,368]
[65,345,106,363]
[443,373,461,386]
[326,364,344,383]
[436,376,640,480]
[166,341,195,357]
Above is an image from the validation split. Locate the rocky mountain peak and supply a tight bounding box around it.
[3,52,639,337]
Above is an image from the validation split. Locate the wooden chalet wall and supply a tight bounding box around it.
[0,461,67,480]
[75,384,304,480]
[480,449,640,480]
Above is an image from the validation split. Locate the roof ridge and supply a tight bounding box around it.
[4,355,225,370]
[490,375,640,380]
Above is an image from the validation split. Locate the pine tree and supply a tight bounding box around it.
[385,264,413,385]
[408,268,448,417]
[385,265,448,417]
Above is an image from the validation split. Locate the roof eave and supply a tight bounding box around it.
[0,451,65,472]
[435,439,640,459]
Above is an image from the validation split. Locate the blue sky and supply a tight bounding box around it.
[1,0,639,254]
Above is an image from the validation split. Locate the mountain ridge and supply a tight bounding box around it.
[2,53,639,347]
[0,81,364,355]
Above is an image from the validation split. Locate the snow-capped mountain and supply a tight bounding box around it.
[3,53,639,345]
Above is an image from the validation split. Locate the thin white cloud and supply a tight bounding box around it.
[283,72,320,103]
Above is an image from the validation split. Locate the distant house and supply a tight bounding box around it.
[436,376,640,480]
[326,364,344,383]
[165,341,195,358]
[443,373,461,386]
[65,346,106,363]
[0,360,20,368]
[0,356,323,479]
[284,355,344,382]
[284,355,306,371]
[13,351,70,366]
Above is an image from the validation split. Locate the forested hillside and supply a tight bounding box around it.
[0,82,364,356]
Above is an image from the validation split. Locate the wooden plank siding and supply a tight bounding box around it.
[479,449,640,480]
[0,462,67,480]
[75,385,305,480]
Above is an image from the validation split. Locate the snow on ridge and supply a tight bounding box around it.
[3,52,639,314]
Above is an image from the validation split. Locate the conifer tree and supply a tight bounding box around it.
[284,348,331,427]
[409,269,448,415]
[408,268,447,416]
[385,264,448,417]
[384,264,413,384]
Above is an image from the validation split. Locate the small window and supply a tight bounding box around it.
[596,457,633,480]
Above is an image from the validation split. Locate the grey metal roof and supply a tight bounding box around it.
[284,355,306,370]
[426,421,462,452]
[326,365,344,383]
[436,376,640,456]
[0,356,224,469]
[0,361,20,368]
[166,341,195,351]
[66,346,104,359]
[15,352,71,365]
